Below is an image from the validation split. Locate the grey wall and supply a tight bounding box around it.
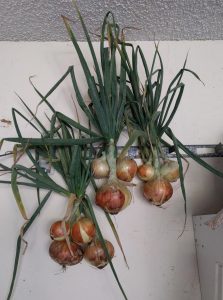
[1,0,223,41]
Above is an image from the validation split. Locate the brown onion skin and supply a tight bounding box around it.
[92,157,109,179]
[116,157,137,182]
[84,240,115,269]
[49,240,83,266]
[137,163,155,182]
[50,221,70,241]
[143,178,173,206]
[71,217,96,245]
[96,180,131,214]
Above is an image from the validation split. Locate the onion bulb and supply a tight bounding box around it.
[143,177,173,206]
[50,220,70,241]
[160,160,179,182]
[84,240,114,269]
[95,179,131,214]
[116,157,137,182]
[71,217,96,245]
[137,162,155,181]
[92,155,109,179]
[49,240,83,266]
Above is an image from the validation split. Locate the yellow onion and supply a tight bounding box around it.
[116,157,137,182]
[137,162,155,181]
[160,160,179,182]
[49,240,83,266]
[92,155,109,179]
[71,217,96,245]
[143,177,173,206]
[95,179,131,214]
[84,240,114,269]
[50,220,70,241]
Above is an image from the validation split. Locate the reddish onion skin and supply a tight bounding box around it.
[92,156,110,179]
[95,180,131,214]
[84,240,115,269]
[116,157,137,182]
[71,217,96,245]
[49,240,83,266]
[50,221,70,241]
[143,178,173,206]
[137,163,155,181]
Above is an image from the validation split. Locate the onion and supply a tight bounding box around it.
[95,179,131,214]
[160,160,179,182]
[137,163,155,181]
[49,240,83,266]
[71,217,96,245]
[92,155,109,179]
[50,220,70,241]
[116,157,137,182]
[84,240,114,269]
[143,177,173,206]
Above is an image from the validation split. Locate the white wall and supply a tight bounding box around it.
[1,41,223,300]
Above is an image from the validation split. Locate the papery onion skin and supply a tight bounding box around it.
[50,221,70,241]
[95,180,131,214]
[160,160,179,182]
[49,240,83,266]
[84,240,115,269]
[138,163,155,181]
[116,157,137,182]
[92,156,110,179]
[143,178,173,206]
[71,217,96,245]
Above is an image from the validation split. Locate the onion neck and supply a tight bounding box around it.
[153,147,161,177]
[106,139,117,180]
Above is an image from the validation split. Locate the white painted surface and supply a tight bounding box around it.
[1,40,223,300]
[193,215,223,300]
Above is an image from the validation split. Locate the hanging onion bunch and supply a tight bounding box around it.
[1,84,127,298]
[62,12,142,215]
[114,38,205,209]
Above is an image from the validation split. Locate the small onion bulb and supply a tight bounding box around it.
[143,177,173,206]
[71,217,96,245]
[50,220,70,241]
[137,163,155,181]
[160,160,180,182]
[84,240,115,269]
[116,157,137,182]
[92,156,109,179]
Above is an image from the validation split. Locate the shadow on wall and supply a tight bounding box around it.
[185,157,223,216]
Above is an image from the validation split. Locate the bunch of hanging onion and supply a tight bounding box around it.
[140,157,180,206]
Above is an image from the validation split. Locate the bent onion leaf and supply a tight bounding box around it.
[11,168,28,220]
[105,212,129,269]
[7,191,52,300]
[168,129,187,237]
[165,128,223,178]
[85,195,128,300]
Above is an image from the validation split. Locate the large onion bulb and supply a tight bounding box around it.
[143,177,173,206]
[116,157,137,182]
[49,240,83,266]
[95,180,131,214]
[71,217,96,245]
[84,240,114,269]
